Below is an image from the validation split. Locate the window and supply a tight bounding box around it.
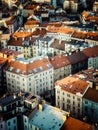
[58,96,60,99]
[73,96,75,99]
[13,119,16,123]
[77,98,80,101]
[85,106,88,112]
[73,101,75,105]
[25,118,27,122]
[8,122,10,126]
[67,99,70,103]
[67,104,70,109]
[14,126,16,130]
[67,94,70,97]
[85,101,88,104]
[0,124,3,128]
[78,103,80,107]
[29,88,31,91]
[73,107,75,111]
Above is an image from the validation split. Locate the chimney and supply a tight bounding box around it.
[38,100,45,111]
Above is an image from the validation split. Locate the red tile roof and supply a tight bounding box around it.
[47,26,74,34]
[6,57,52,75]
[55,75,89,95]
[67,51,88,64]
[83,46,98,57]
[83,87,98,102]
[72,30,87,40]
[32,28,47,36]
[0,48,22,56]
[25,19,40,25]
[13,31,33,38]
[50,39,65,50]
[0,57,7,65]
[49,54,71,69]
[60,117,93,130]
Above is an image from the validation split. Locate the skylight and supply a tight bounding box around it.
[28,70,32,74]
[47,64,52,68]
[39,66,44,71]
[16,69,20,73]
[9,67,14,71]
[33,68,38,73]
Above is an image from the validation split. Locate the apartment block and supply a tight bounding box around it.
[83,87,98,123]
[49,54,71,81]
[55,75,90,117]
[5,56,54,96]
[66,50,88,74]
[83,46,98,69]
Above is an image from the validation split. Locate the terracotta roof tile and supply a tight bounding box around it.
[6,57,52,75]
[32,28,47,36]
[0,57,7,64]
[25,19,40,25]
[47,26,74,34]
[0,48,22,56]
[49,54,71,69]
[72,30,87,40]
[13,31,33,38]
[55,75,89,95]
[83,87,98,102]
[83,46,98,57]
[60,117,93,130]
[50,39,65,50]
[67,51,88,64]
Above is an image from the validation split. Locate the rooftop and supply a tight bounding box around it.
[49,54,71,69]
[55,75,89,95]
[50,39,65,50]
[75,68,97,82]
[67,51,88,64]
[6,57,53,75]
[83,87,98,103]
[0,57,7,65]
[60,117,93,130]
[83,46,98,57]
[47,26,74,34]
[0,48,22,56]
[29,104,67,130]
[0,94,21,106]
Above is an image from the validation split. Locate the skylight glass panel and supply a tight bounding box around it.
[39,66,44,71]
[33,68,38,73]
[9,67,14,71]
[16,69,20,73]
[28,70,32,74]
[47,64,52,68]
[22,70,26,74]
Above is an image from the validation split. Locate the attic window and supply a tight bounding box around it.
[47,64,52,68]
[16,69,20,73]
[63,61,66,64]
[28,70,32,74]
[39,66,44,71]
[9,67,14,71]
[56,64,59,67]
[33,68,38,73]
[22,70,26,74]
